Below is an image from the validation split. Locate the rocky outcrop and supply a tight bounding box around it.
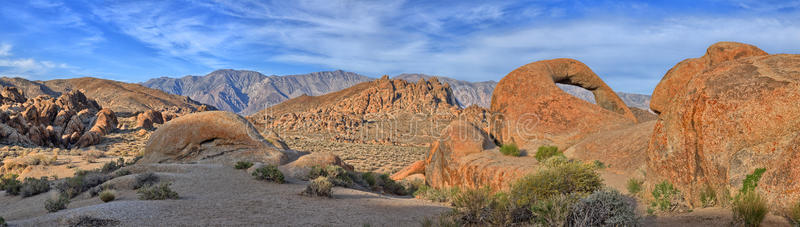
[278,152,354,179]
[0,88,116,148]
[249,76,461,145]
[141,111,300,165]
[136,110,164,130]
[392,120,536,190]
[647,42,800,209]
[490,58,637,150]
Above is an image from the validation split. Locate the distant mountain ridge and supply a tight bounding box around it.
[142,70,373,115]
[143,70,651,115]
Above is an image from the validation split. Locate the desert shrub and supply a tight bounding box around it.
[44,194,70,212]
[500,143,520,156]
[509,160,602,207]
[234,161,253,169]
[740,168,766,195]
[790,200,800,226]
[378,173,406,195]
[650,180,680,212]
[699,184,717,207]
[415,185,461,203]
[534,146,562,162]
[0,216,5,227]
[20,177,51,197]
[567,189,638,226]
[137,182,179,200]
[1,174,21,196]
[732,190,767,227]
[452,187,493,224]
[114,169,131,177]
[100,158,125,173]
[361,172,377,187]
[133,172,159,189]
[529,193,583,226]
[56,171,111,198]
[63,215,120,227]
[99,190,115,202]
[303,176,333,198]
[307,165,351,187]
[627,178,643,195]
[252,165,285,184]
[593,160,606,169]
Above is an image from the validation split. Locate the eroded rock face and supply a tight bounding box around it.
[647,42,800,209]
[392,120,536,190]
[0,89,115,148]
[565,121,655,175]
[141,111,299,165]
[490,58,636,150]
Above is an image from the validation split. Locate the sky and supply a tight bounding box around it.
[0,0,799,94]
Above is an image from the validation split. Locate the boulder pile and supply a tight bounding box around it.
[0,87,117,148]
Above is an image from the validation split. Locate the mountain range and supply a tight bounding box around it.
[142,69,652,115]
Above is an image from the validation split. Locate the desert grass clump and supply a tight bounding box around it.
[500,143,520,157]
[361,172,377,187]
[100,158,125,173]
[452,187,493,224]
[303,176,333,198]
[252,165,285,184]
[99,190,115,202]
[650,180,680,213]
[56,171,111,198]
[414,185,461,203]
[234,161,253,169]
[0,216,6,227]
[567,189,639,226]
[627,178,643,195]
[377,173,406,195]
[137,182,179,200]
[740,168,766,195]
[20,177,51,197]
[509,160,602,207]
[133,172,159,189]
[534,145,562,162]
[44,194,70,212]
[732,190,768,227]
[699,183,717,207]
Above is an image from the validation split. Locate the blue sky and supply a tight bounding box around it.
[0,0,799,94]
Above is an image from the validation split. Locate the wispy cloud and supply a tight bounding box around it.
[0,43,73,78]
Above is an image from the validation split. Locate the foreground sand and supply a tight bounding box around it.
[1,163,449,226]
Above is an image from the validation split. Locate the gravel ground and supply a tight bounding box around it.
[1,163,449,226]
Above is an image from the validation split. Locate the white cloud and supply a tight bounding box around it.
[0,44,73,78]
[0,43,11,56]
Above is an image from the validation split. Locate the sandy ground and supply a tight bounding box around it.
[1,163,449,226]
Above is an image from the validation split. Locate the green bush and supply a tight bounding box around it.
[303,176,333,198]
[530,193,583,227]
[133,172,159,189]
[1,174,21,196]
[137,182,179,200]
[253,165,285,184]
[99,190,115,202]
[567,189,638,226]
[378,174,405,195]
[44,195,70,212]
[627,178,643,195]
[0,216,5,227]
[732,190,767,227]
[509,160,602,207]
[415,185,461,203]
[361,172,376,187]
[100,158,125,173]
[500,143,520,156]
[650,180,680,212]
[234,161,254,169]
[20,177,51,197]
[740,168,766,195]
[534,146,562,162]
[452,187,493,224]
[699,184,717,207]
[790,200,800,226]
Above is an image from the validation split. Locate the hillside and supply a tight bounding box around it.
[0,77,211,116]
[142,70,373,115]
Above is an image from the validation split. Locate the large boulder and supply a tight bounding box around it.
[490,58,636,151]
[647,42,800,209]
[565,121,656,175]
[141,111,299,165]
[393,120,537,190]
[278,152,354,179]
[136,109,164,130]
